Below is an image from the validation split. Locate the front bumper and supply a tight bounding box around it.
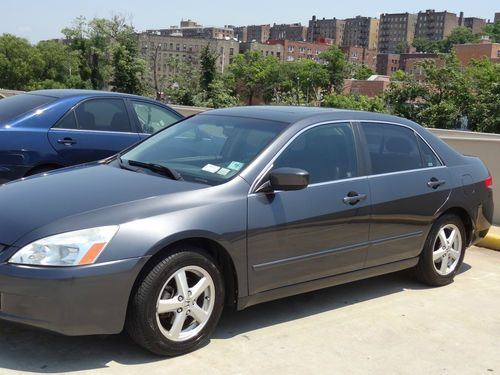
[0,256,149,336]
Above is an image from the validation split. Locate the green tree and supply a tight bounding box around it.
[395,41,410,54]
[483,21,500,43]
[63,15,148,94]
[229,51,279,105]
[384,70,427,121]
[0,34,42,90]
[352,64,375,80]
[162,57,201,106]
[319,45,349,93]
[412,37,443,53]
[199,44,218,92]
[323,93,387,112]
[442,27,480,53]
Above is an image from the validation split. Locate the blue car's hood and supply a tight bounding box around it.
[0,164,206,246]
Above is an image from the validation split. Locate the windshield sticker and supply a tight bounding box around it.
[202,164,221,173]
[228,161,244,171]
[217,168,231,176]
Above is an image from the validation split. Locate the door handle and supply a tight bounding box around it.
[427,178,446,189]
[343,192,368,206]
[57,137,76,145]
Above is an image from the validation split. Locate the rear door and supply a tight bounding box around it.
[359,122,450,267]
[247,122,371,294]
[48,98,141,165]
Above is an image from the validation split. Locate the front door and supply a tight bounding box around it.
[247,122,371,294]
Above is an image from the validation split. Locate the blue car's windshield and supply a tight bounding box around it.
[121,114,288,185]
[0,94,56,123]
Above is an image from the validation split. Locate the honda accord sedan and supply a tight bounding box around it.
[0,106,493,356]
[0,90,182,183]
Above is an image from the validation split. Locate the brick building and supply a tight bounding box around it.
[307,16,345,46]
[246,25,271,43]
[378,13,417,53]
[270,23,308,42]
[343,16,379,50]
[454,40,500,66]
[458,13,487,34]
[146,20,234,40]
[266,39,332,62]
[494,13,500,24]
[341,46,377,71]
[343,75,390,97]
[415,10,459,40]
[376,54,401,75]
[231,26,248,42]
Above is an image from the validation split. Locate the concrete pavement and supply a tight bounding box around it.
[0,246,499,374]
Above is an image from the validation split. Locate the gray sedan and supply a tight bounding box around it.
[0,106,493,356]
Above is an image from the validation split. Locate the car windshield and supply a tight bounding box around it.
[121,114,288,185]
[0,94,57,123]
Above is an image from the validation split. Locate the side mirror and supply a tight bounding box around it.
[256,167,310,193]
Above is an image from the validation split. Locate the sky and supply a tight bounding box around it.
[1,0,498,43]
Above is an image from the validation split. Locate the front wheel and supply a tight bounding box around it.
[126,247,225,356]
[416,214,466,286]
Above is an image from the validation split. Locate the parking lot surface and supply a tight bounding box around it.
[0,246,499,374]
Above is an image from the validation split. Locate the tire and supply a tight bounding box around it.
[126,247,225,356]
[415,214,466,286]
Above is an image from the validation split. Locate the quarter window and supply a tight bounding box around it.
[361,123,426,174]
[55,111,78,130]
[131,101,180,134]
[75,99,131,133]
[417,136,442,168]
[274,123,357,184]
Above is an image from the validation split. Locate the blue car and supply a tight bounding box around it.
[0,90,183,183]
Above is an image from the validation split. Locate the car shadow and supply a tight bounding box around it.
[0,264,471,373]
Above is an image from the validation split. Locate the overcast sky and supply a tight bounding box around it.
[1,0,498,43]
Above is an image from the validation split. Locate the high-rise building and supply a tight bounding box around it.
[246,25,271,43]
[146,20,234,40]
[378,13,417,53]
[307,16,345,46]
[270,23,308,41]
[343,16,379,50]
[231,26,248,42]
[458,13,487,34]
[267,39,332,62]
[341,46,377,71]
[415,10,459,40]
[494,13,500,24]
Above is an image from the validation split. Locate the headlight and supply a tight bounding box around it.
[9,226,119,267]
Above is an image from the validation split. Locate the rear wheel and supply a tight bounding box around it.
[416,214,466,286]
[126,247,225,356]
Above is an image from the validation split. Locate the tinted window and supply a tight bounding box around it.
[274,123,357,184]
[417,136,442,168]
[131,101,180,134]
[0,94,56,122]
[122,114,286,185]
[75,99,131,133]
[361,123,422,174]
[54,111,77,129]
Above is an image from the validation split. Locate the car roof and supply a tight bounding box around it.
[202,106,421,130]
[26,89,154,101]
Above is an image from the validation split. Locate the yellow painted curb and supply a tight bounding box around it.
[478,232,500,251]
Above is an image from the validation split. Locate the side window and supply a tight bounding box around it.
[274,123,357,184]
[361,122,422,174]
[131,101,180,134]
[75,99,131,133]
[54,111,78,130]
[417,136,442,168]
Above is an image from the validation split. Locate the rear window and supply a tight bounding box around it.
[0,94,56,122]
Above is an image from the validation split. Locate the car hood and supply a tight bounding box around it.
[0,164,207,246]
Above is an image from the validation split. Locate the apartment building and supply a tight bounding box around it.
[343,16,379,50]
[146,20,234,40]
[307,16,345,46]
[138,33,240,79]
[341,46,377,71]
[270,23,308,42]
[239,41,283,61]
[458,13,487,34]
[231,26,248,42]
[376,54,401,75]
[378,13,417,53]
[267,39,332,62]
[415,10,459,40]
[246,25,271,43]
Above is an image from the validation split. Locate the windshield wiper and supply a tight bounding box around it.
[119,158,183,181]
